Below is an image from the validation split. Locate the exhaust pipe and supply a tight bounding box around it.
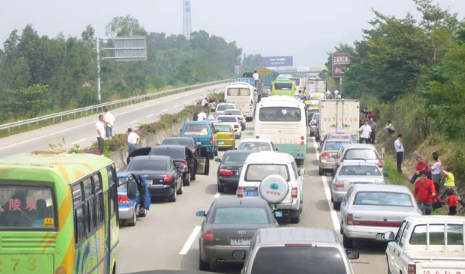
[216,259,226,264]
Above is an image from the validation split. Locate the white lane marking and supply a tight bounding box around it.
[174,105,179,108]
[180,226,201,255]
[162,109,168,112]
[72,138,87,145]
[312,138,341,236]
[147,114,155,118]
[214,192,221,199]
[174,96,181,99]
[128,120,138,124]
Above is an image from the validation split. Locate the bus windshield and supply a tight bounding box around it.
[0,184,56,230]
[227,88,250,96]
[259,107,301,122]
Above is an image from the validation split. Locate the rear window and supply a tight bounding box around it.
[127,159,167,171]
[0,185,56,230]
[223,153,251,165]
[238,142,272,151]
[329,134,352,140]
[162,139,194,150]
[344,148,378,160]
[218,116,237,123]
[150,148,185,159]
[225,110,242,115]
[245,164,289,182]
[251,246,347,274]
[213,207,269,224]
[310,93,325,99]
[259,107,301,122]
[217,104,235,111]
[324,141,347,151]
[227,88,251,96]
[183,124,209,136]
[338,165,381,176]
[274,83,293,90]
[214,125,232,132]
[353,191,413,207]
[410,224,463,245]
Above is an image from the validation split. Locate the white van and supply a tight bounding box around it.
[236,151,305,223]
[224,82,257,121]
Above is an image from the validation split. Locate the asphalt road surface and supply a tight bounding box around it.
[117,121,388,274]
[0,83,226,156]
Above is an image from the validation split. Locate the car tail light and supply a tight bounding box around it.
[300,136,304,140]
[291,187,298,198]
[378,159,383,168]
[237,186,244,198]
[220,169,234,176]
[408,263,416,274]
[335,181,344,188]
[238,117,243,120]
[229,132,234,138]
[347,214,354,225]
[340,159,344,163]
[202,229,214,241]
[234,125,238,128]
[321,153,331,159]
[163,175,172,183]
[118,195,129,203]
[179,162,188,171]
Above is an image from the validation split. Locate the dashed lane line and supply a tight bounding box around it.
[72,138,87,145]
[147,114,155,118]
[128,120,138,124]
[179,226,202,255]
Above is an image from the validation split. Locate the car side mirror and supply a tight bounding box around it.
[384,231,395,241]
[383,173,389,178]
[215,158,222,162]
[299,169,306,176]
[196,211,206,217]
[127,181,138,200]
[232,250,246,260]
[345,249,359,260]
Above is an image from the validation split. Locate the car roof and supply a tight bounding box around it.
[215,198,268,208]
[164,137,194,141]
[223,150,253,156]
[404,215,465,223]
[342,144,376,149]
[245,151,294,164]
[217,103,235,106]
[132,155,171,161]
[240,138,273,143]
[324,138,351,143]
[351,184,411,193]
[339,162,379,167]
[256,228,339,245]
[184,121,210,125]
[151,145,186,152]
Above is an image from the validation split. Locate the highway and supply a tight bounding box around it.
[0,83,226,156]
[117,121,388,274]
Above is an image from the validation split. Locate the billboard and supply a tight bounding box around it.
[263,56,293,67]
[332,52,350,77]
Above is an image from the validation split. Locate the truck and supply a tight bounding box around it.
[306,77,327,94]
[318,99,359,141]
[385,215,465,274]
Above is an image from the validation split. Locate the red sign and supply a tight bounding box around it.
[332,52,350,77]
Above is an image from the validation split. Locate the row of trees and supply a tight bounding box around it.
[0,16,264,123]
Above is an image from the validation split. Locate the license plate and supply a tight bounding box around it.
[218,141,224,145]
[230,238,251,246]
[196,142,202,145]
[244,191,259,197]
[275,211,283,218]
[376,233,386,241]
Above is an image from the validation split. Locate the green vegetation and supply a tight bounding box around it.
[383,157,411,188]
[326,0,465,194]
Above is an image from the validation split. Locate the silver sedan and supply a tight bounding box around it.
[331,162,386,210]
[340,184,422,248]
[319,138,351,175]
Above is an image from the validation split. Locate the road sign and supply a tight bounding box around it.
[102,37,147,61]
[263,56,293,67]
[332,52,350,77]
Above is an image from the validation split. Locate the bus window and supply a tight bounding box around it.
[0,185,57,230]
[72,183,86,244]
[274,83,293,90]
[259,107,302,122]
[92,173,105,228]
[83,178,96,234]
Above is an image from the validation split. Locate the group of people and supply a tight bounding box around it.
[95,107,140,155]
[201,97,217,113]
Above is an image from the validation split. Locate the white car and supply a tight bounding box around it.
[236,151,305,223]
[224,109,246,130]
[237,138,277,151]
[215,103,236,115]
[217,115,242,138]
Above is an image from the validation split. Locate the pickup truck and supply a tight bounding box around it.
[385,215,465,274]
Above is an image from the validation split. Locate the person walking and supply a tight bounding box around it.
[358,120,372,144]
[414,170,437,215]
[385,121,395,135]
[103,107,116,140]
[369,117,377,144]
[127,128,140,155]
[446,189,458,216]
[394,134,404,173]
[96,115,106,155]
[430,152,442,193]
[201,97,209,112]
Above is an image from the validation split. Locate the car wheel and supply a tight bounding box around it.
[342,233,353,248]
[177,184,184,195]
[183,173,191,186]
[128,207,137,226]
[333,201,341,210]
[138,208,147,218]
[217,183,224,193]
[199,257,210,271]
[318,168,324,176]
[169,187,177,202]
[300,199,303,213]
[290,209,300,224]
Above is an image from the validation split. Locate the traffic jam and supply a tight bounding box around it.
[0,73,464,274]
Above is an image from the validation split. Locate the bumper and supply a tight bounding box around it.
[274,198,300,211]
[218,177,239,187]
[343,225,399,241]
[274,144,306,160]
[332,189,346,203]
[118,206,135,220]
[217,140,235,148]
[149,185,174,198]
[319,160,336,170]
[202,244,249,264]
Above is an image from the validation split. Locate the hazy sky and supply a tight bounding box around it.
[1,0,464,66]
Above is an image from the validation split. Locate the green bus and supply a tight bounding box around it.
[271,78,296,96]
[0,152,120,274]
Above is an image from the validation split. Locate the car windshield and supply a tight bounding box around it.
[338,165,381,176]
[127,159,167,171]
[344,148,378,160]
[218,116,237,123]
[0,185,56,230]
[223,153,251,165]
[259,107,301,122]
[238,142,271,151]
[245,164,289,182]
[251,246,347,274]
[227,88,250,96]
[324,141,347,151]
[213,207,269,224]
[353,191,413,207]
[183,124,209,136]
[214,125,231,132]
[150,148,185,159]
[217,104,235,111]
[162,139,194,150]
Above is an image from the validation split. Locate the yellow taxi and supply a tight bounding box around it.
[213,123,236,150]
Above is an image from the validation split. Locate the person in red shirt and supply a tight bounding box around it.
[446,188,458,215]
[414,170,437,215]
[410,156,432,183]
[367,111,376,121]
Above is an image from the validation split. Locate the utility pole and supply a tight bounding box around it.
[96,37,101,103]
[183,0,192,39]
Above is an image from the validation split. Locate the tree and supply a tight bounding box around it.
[242,54,266,72]
[0,84,52,119]
[105,15,147,37]
[81,25,95,49]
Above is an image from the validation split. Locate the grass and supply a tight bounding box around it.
[384,156,412,188]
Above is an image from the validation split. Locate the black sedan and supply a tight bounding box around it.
[162,137,199,154]
[215,150,252,193]
[125,155,183,202]
[196,199,278,271]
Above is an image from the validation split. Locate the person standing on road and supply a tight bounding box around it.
[385,121,395,135]
[103,107,116,140]
[394,134,404,173]
[127,128,140,155]
[96,115,106,155]
[414,170,437,215]
[369,117,377,144]
[358,120,372,144]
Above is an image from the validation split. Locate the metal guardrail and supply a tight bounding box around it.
[0,80,229,133]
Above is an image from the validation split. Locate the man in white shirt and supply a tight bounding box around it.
[394,134,404,173]
[201,97,208,112]
[253,70,260,87]
[96,115,106,155]
[197,111,207,121]
[358,120,372,144]
[104,107,116,140]
[127,128,140,155]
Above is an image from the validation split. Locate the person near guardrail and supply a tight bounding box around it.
[127,128,140,155]
[104,107,116,140]
[96,115,106,155]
